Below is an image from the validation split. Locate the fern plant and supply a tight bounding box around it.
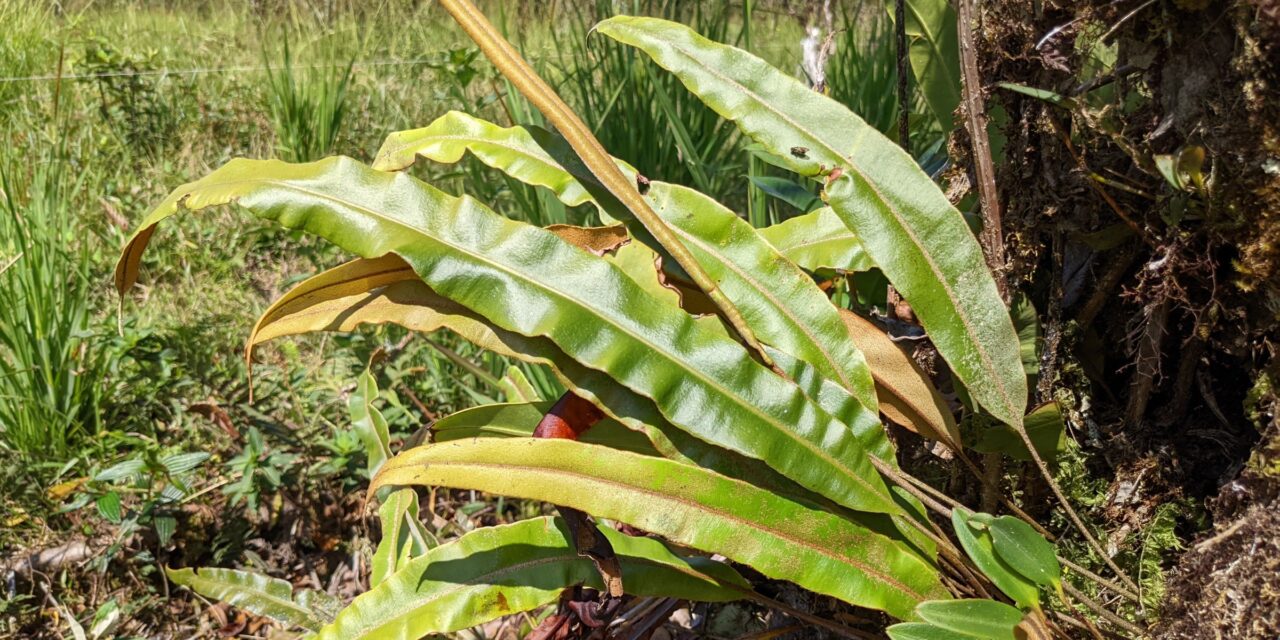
[116,2,1139,638]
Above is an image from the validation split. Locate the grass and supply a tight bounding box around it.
[262,25,357,162]
[0,139,104,460]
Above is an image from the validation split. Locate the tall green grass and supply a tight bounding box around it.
[0,0,56,122]
[263,29,356,162]
[527,0,757,206]
[0,143,104,459]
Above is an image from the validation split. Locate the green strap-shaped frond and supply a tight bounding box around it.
[372,440,949,620]
[115,157,899,515]
[595,16,1027,428]
[166,567,326,631]
[243,255,850,513]
[374,111,879,415]
[317,516,750,639]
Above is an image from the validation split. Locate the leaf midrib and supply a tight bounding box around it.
[185,574,312,625]
[652,34,1020,423]
[189,175,893,511]
[667,211,859,395]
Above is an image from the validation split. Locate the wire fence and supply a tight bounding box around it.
[0,57,442,84]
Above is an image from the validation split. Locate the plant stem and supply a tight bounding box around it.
[956,0,1141,600]
[1063,581,1146,637]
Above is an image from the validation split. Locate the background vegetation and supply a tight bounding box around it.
[1,0,1276,638]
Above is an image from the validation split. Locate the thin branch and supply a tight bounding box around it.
[894,0,910,148]
[956,0,1006,294]
[1062,558,1141,604]
[1063,581,1146,637]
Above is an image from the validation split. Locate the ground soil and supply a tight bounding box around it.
[970,1,1280,636]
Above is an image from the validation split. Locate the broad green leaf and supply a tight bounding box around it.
[916,599,1022,639]
[437,0,777,373]
[887,622,969,640]
[841,310,960,448]
[159,452,210,475]
[431,401,658,456]
[95,492,122,524]
[496,366,540,403]
[596,17,1028,429]
[375,111,601,207]
[244,255,841,512]
[372,439,949,619]
[153,515,177,546]
[896,0,962,128]
[757,207,873,273]
[247,257,928,564]
[317,516,750,639]
[972,402,1065,462]
[350,369,392,476]
[94,459,144,482]
[374,111,880,413]
[298,590,342,626]
[165,567,323,631]
[648,182,879,412]
[371,489,432,588]
[951,510,1039,609]
[116,157,899,516]
[1012,295,1040,377]
[987,516,1061,589]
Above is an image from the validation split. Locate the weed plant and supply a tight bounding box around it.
[262,27,357,163]
[0,143,104,460]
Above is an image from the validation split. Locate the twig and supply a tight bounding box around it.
[1099,0,1157,43]
[1049,117,1156,248]
[894,0,910,148]
[1061,558,1141,603]
[1063,581,1146,637]
[1126,298,1169,425]
[1077,248,1138,329]
[742,592,876,640]
[957,0,1006,292]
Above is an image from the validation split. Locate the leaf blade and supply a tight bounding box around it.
[371,439,949,619]
[318,516,750,640]
[117,157,900,516]
[165,567,321,631]
[596,16,1028,428]
[374,111,880,412]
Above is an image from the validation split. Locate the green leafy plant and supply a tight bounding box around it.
[118,2,1139,636]
[59,440,210,566]
[222,426,298,511]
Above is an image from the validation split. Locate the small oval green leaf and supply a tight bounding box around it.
[951,509,1039,609]
[988,516,1061,588]
[915,599,1022,639]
